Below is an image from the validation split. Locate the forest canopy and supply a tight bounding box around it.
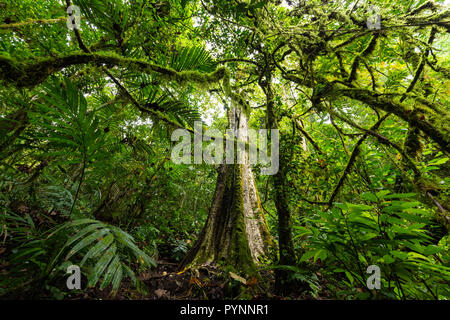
[0,0,449,301]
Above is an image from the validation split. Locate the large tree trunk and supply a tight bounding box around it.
[180,107,272,275]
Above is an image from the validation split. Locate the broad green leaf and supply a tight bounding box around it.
[87,245,116,288]
[361,192,378,202]
[81,233,114,266]
[66,228,109,260]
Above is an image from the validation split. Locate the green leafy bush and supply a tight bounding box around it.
[50,218,157,293]
[298,192,449,299]
[0,213,156,297]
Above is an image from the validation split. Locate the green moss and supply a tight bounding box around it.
[334,86,450,153]
[0,55,24,85]
[222,69,251,117]
[0,52,227,88]
[229,164,257,276]
[404,126,423,161]
[255,188,273,249]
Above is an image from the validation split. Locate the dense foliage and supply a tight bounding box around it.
[0,0,449,300]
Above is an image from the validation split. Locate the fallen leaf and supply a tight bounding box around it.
[229,271,246,285]
[246,276,258,286]
[189,277,202,287]
[138,272,151,280]
[154,289,168,299]
[18,205,29,213]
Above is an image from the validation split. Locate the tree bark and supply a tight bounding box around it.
[262,75,297,293]
[180,107,272,275]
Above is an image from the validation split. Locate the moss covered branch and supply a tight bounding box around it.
[347,34,379,83]
[0,53,227,88]
[325,107,421,178]
[327,114,389,206]
[283,72,449,152]
[0,17,67,30]
[336,87,449,152]
[400,27,437,102]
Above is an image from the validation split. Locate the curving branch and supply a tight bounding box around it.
[400,27,437,102]
[347,34,379,83]
[325,107,421,178]
[283,72,449,153]
[0,53,227,88]
[335,87,449,153]
[326,114,389,206]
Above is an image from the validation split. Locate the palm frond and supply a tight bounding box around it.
[51,218,156,293]
[75,0,130,35]
[169,46,217,72]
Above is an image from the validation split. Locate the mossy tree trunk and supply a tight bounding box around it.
[180,107,272,275]
[261,74,297,293]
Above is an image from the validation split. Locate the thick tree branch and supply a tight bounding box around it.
[0,17,67,30]
[283,72,449,152]
[325,107,421,178]
[0,53,227,88]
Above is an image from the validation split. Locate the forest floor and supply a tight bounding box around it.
[70,257,331,300]
[0,205,329,300]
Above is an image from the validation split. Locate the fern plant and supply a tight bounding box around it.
[0,210,55,297]
[34,77,106,216]
[169,46,218,73]
[75,0,131,36]
[1,211,156,297]
[48,218,157,293]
